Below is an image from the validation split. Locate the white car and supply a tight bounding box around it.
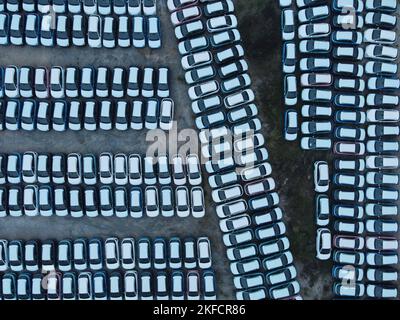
[224,89,255,109]
[114,153,128,185]
[9,241,24,271]
[145,186,159,217]
[367,109,399,122]
[118,16,130,47]
[143,0,156,15]
[175,19,204,40]
[67,153,82,185]
[301,121,332,134]
[206,14,237,33]
[88,15,102,48]
[284,75,297,106]
[128,0,142,15]
[102,16,115,48]
[197,237,212,269]
[50,66,64,99]
[332,0,364,12]
[368,77,400,91]
[176,186,190,217]
[112,67,125,98]
[365,61,397,75]
[98,0,111,15]
[19,67,34,98]
[366,155,399,170]
[144,99,158,130]
[171,6,201,26]
[4,66,19,98]
[186,154,202,185]
[159,98,174,130]
[22,152,37,184]
[298,5,329,23]
[81,67,95,98]
[299,39,331,53]
[167,0,197,12]
[72,15,85,46]
[188,80,219,101]
[313,161,329,193]
[113,0,127,14]
[142,67,154,97]
[56,15,70,47]
[24,14,40,46]
[236,287,267,300]
[105,237,120,270]
[364,28,396,44]
[220,214,251,233]
[132,16,145,48]
[366,236,398,251]
[301,137,332,150]
[96,67,109,97]
[366,0,397,12]
[365,11,397,28]
[191,187,205,218]
[178,35,208,55]
[300,57,332,72]
[212,184,243,203]
[181,51,213,70]
[302,88,332,102]
[300,73,332,87]
[365,44,398,61]
[147,16,161,49]
[99,152,114,184]
[316,194,329,226]
[34,67,49,99]
[40,15,54,46]
[23,185,39,216]
[298,23,330,39]
[333,46,364,61]
[65,67,79,97]
[367,284,398,299]
[281,9,295,41]
[283,42,296,73]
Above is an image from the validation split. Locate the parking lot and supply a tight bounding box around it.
[0,0,373,300]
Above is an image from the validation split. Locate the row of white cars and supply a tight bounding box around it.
[356,0,399,300]
[0,236,216,300]
[0,152,205,218]
[302,0,400,299]
[0,98,175,132]
[0,13,162,48]
[0,0,157,16]
[0,65,170,100]
[0,269,216,300]
[168,0,301,300]
[0,237,213,271]
[280,0,399,153]
[0,183,206,218]
[0,152,203,186]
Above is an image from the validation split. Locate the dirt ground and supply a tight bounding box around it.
[0,0,334,299]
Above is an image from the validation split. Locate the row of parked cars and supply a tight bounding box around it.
[0,65,170,99]
[0,13,161,48]
[0,0,157,16]
[168,0,301,300]
[358,0,399,299]
[281,0,399,151]
[0,269,216,300]
[327,2,366,298]
[0,98,174,131]
[0,183,206,218]
[0,237,212,271]
[298,0,400,299]
[0,152,203,186]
